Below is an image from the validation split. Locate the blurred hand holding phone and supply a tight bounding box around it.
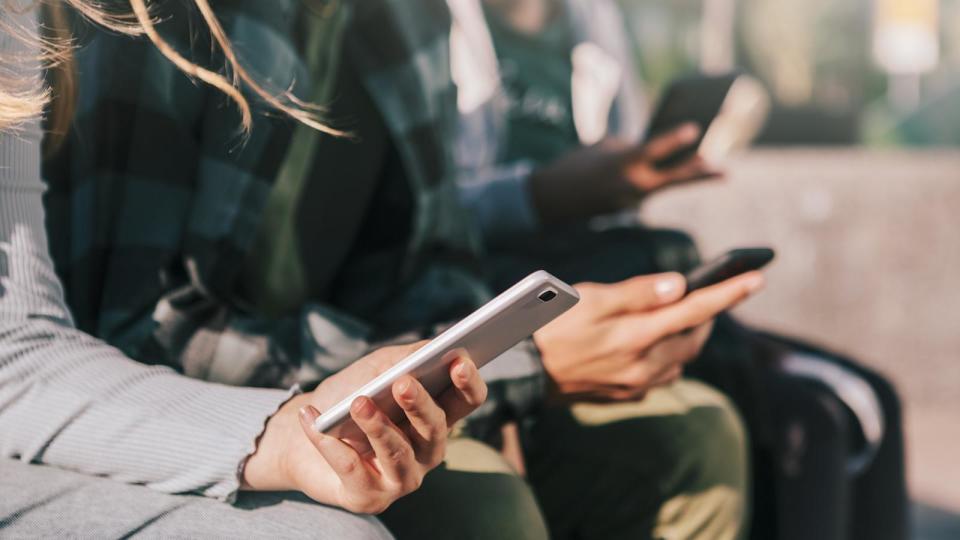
[644,72,771,169]
[527,72,769,226]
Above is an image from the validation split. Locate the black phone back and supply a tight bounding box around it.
[684,247,775,295]
[645,73,740,167]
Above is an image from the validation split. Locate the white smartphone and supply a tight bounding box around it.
[313,270,579,438]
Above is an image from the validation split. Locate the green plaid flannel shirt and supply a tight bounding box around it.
[43,0,546,442]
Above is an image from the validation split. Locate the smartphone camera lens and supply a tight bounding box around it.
[538,289,557,302]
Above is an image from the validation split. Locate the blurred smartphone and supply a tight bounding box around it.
[645,73,769,167]
[314,271,580,439]
[684,248,775,296]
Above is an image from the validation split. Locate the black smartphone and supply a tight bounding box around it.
[644,73,740,167]
[684,248,775,296]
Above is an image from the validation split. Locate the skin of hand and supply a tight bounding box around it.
[528,123,723,225]
[242,342,488,514]
[534,271,764,403]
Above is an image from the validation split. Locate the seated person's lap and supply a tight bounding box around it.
[1,379,744,540]
[527,379,747,540]
[0,459,392,539]
[379,438,550,540]
[382,379,747,540]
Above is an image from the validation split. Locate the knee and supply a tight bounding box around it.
[657,383,749,539]
[379,439,549,540]
[330,515,395,540]
[677,382,749,491]
[232,492,394,540]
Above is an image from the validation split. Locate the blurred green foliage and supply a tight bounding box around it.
[617,0,960,145]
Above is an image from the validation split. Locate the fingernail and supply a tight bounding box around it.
[299,405,320,423]
[655,276,682,300]
[397,378,417,401]
[679,123,700,141]
[352,397,376,420]
[454,360,471,382]
[744,274,766,293]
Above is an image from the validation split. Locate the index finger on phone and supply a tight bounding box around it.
[651,271,765,336]
[657,154,725,183]
[637,123,701,162]
[437,355,488,426]
[298,405,377,487]
[586,272,686,317]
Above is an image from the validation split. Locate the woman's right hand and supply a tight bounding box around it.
[535,271,764,403]
[242,342,487,514]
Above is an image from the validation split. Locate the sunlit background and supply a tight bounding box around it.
[618,0,959,538]
[623,0,959,146]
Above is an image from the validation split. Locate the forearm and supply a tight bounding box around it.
[0,144,293,503]
[457,161,541,241]
[460,147,640,234]
[0,319,296,501]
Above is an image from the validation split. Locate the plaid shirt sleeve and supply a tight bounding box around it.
[456,159,541,240]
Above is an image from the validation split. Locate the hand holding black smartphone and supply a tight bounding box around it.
[683,247,775,296]
[645,73,769,168]
[645,74,739,167]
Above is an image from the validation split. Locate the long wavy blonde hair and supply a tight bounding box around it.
[0,0,340,135]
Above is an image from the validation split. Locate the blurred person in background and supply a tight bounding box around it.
[1,1,489,537]
[447,0,908,539]
[40,0,768,538]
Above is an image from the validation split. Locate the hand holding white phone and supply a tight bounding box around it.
[313,271,580,439]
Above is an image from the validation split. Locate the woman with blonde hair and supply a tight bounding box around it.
[0,1,487,536]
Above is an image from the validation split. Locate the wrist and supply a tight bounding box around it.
[532,333,565,405]
[241,393,312,492]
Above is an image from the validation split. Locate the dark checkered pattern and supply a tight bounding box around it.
[42,0,545,442]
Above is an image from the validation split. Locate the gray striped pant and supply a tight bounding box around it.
[0,460,392,539]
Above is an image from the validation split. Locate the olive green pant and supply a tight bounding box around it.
[380,379,749,540]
